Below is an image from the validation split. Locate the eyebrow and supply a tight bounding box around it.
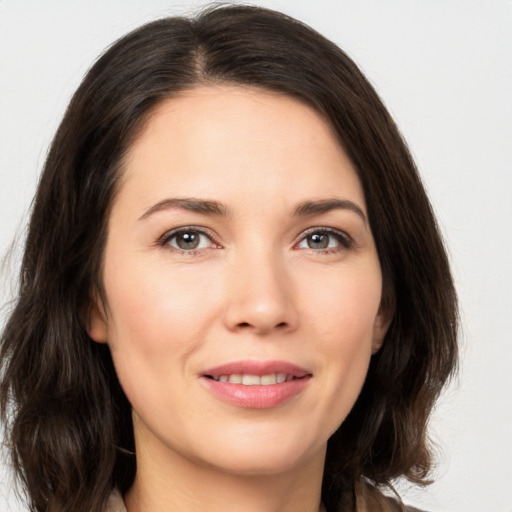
[138,198,229,220]
[138,196,367,225]
[293,198,367,225]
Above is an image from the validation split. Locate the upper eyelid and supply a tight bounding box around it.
[296,226,351,241]
[299,226,346,235]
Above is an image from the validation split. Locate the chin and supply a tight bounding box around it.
[195,429,326,477]
[208,451,312,477]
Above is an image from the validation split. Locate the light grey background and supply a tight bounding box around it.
[1,1,511,511]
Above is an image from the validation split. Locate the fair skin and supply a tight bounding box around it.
[89,86,390,512]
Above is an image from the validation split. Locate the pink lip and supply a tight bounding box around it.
[200,360,312,409]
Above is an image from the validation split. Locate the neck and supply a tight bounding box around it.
[124,436,326,512]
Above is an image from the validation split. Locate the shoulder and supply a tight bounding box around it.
[386,495,430,512]
[385,494,430,512]
[404,505,429,512]
[347,482,430,512]
[105,489,127,512]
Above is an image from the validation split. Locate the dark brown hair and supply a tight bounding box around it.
[1,5,457,512]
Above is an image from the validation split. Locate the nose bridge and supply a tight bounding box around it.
[223,240,297,334]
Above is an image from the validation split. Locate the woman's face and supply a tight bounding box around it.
[89,86,389,478]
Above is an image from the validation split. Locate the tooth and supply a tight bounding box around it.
[286,375,294,382]
[219,375,228,382]
[242,374,261,386]
[228,374,242,384]
[276,373,287,384]
[261,373,277,385]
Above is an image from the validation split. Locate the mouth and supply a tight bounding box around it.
[205,373,304,385]
[202,360,311,383]
[200,361,312,408]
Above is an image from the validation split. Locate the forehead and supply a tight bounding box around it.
[117,85,365,214]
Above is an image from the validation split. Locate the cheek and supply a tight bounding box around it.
[299,261,383,342]
[104,257,213,347]
[101,253,229,406]
[298,264,382,423]
[100,261,202,401]
[102,267,201,419]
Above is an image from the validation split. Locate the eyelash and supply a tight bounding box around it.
[158,226,352,256]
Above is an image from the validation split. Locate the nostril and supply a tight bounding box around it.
[237,321,288,329]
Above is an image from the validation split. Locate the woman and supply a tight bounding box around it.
[0,5,457,512]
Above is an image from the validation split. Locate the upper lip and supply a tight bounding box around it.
[202,360,311,379]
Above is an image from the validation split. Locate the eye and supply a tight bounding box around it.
[296,228,351,252]
[161,228,216,252]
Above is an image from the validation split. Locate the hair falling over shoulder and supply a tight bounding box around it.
[1,5,457,512]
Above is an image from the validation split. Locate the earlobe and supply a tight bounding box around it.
[86,294,109,344]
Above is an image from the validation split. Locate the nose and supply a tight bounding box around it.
[222,249,298,335]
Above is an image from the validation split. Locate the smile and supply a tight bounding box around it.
[201,361,312,408]
[208,373,298,385]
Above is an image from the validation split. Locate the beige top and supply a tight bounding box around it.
[105,490,426,512]
[106,489,127,512]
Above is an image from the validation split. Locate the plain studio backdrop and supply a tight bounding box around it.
[0,1,511,511]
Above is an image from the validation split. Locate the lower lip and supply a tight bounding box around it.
[201,377,311,409]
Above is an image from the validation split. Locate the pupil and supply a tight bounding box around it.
[178,232,199,250]
[308,233,328,249]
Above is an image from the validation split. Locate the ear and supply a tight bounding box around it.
[371,304,393,355]
[86,292,109,344]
